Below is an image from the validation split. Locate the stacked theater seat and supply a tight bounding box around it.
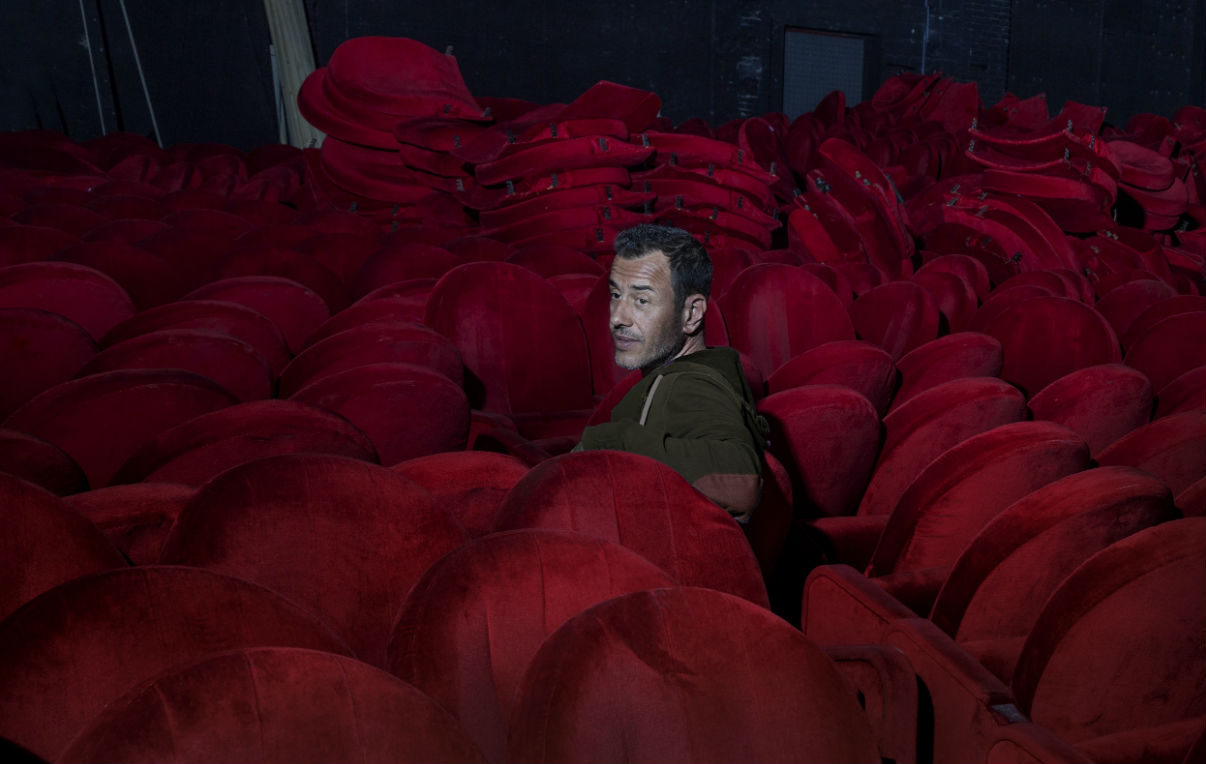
[1,38,1204,763]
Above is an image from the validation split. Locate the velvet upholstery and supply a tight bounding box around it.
[1176,477,1205,517]
[980,296,1121,396]
[1094,277,1178,339]
[0,428,87,495]
[52,241,188,309]
[508,586,880,764]
[930,466,1175,678]
[352,242,464,297]
[0,261,135,341]
[391,451,529,537]
[3,369,237,489]
[184,275,330,353]
[289,362,469,466]
[303,296,432,349]
[1096,409,1206,495]
[891,331,1004,411]
[859,377,1026,518]
[60,647,485,764]
[848,280,942,360]
[77,328,273,402]
[388,530,674,761]
[1123,311,1206,392]
[1027,364,1154,456]
[209,244,352,312]
[112,399,379,486]
[0,566,351,761]
[912,267,979,331]
[764,339,898,417]
[65,482,195,563]
[1012,517,1206,755]
[493,450,769,607]
[1155,366,1206,418]
[279,320,463,395]
[79,217,170,245]
[0,472,125,622]
[160,454,468,666]
[0,224,80,267]
[425,262,593,415]
[719,263,855,379]
[757,385,880,517]
[0,307,97,419]
[506,244,604,278]
[916,253,992,301]
[869,421,1091,578]
[99,299,291,375]
[9,203,107,237]
[1119,295,1205,349]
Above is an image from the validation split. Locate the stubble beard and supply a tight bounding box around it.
[614,327,687,373]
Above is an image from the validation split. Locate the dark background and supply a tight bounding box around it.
[2,0,1203,152]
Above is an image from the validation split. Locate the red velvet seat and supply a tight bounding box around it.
[911,267,978,332]
[929,466,1176,681]
[183,275,330,354]
[968,284,1053,332]
[209,243,352,312]
[493,450,768,607]
[758,385,880,517]
[61,647,485,764]
[508,586,880,763]
[980,295,1121,396]
[65,482,194,564]
[1123,311,1206,392]
[392,451,529,537]
[870,421,1090,579]
[0,428,87,495]
[388,529,674,761]
[1156,366,1206,418]
[848,280,942,361]
[890,331,1004,411]
[1011,517,1206,763]
[0,224,80,266]
[51,241,187,309]
[765,339,897,416]
[0,261,135,341]
[425,262,593,426]
[0,307,97,419]
[295,232,381,287]
[112,399,379,486]
[280,321,463,396]
[1096,409,1206,495]
[160,454,468,666]
[506,244,604,278]
[1094,276,1178,339]
[0,566,351,761]
[1120,295,1205,349]
[1176,477,1205,517]
[79,217,170,245]
[351,241,464,298]
[289,362,469,466]
[10,203,108,237]
[916,255,991,302]
[1027,364,1153,456]
[100,299,291,375]
[77,328,273,402]
[858,377,1026,520]
[3,369,237,489]
[719,263,855,379]
[0,472,125,622]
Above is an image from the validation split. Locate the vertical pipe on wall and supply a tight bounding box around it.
[77,0,106,134]
[117,0,162,146]
[263,0,323,148]
[921,0,932,74]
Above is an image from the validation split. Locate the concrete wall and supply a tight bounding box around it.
[1,0,1202,151]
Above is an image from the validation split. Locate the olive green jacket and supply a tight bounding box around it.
[576,347,767,518]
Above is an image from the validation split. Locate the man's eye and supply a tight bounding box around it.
[637,297,649,306]
[610,292,620,300]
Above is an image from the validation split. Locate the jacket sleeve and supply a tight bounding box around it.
[576,372,762,518]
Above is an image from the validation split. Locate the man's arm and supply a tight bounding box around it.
[577,372,762,517]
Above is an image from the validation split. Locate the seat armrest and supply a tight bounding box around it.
[802,564,914,644]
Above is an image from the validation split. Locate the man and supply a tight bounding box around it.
[576,223,767,520]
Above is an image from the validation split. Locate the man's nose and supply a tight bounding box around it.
[610,299,631,329]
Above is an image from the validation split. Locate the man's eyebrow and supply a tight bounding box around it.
[609,279,657,292]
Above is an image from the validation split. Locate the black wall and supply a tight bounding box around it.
[2,0,1202,151]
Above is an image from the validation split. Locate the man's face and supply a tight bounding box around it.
[609,250,686,372]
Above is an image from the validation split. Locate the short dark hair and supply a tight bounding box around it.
[613,224,712,307]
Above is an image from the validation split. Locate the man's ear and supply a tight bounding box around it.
[682,293,707,335]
